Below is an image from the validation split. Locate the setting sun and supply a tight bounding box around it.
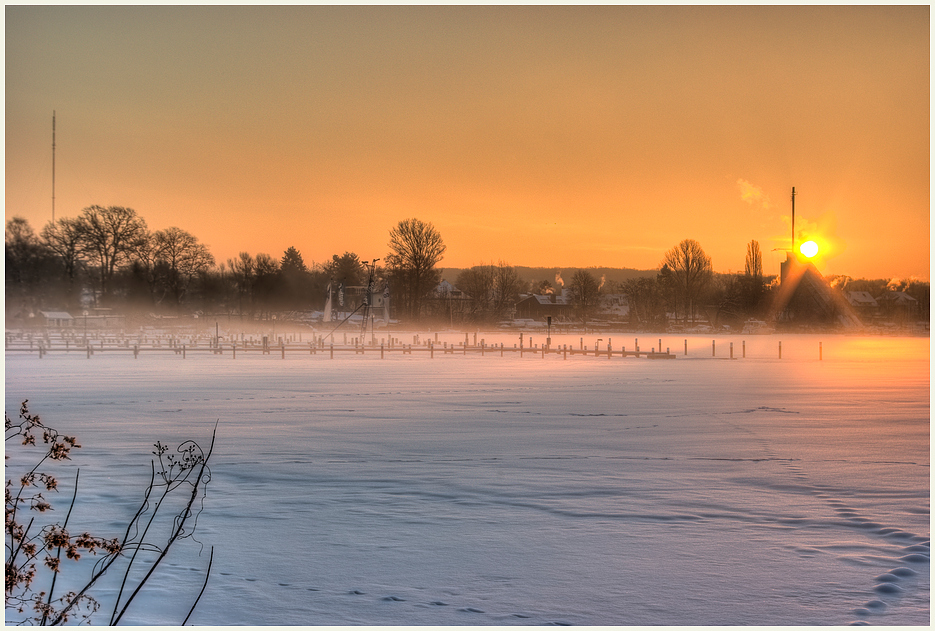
[799,240,819,258]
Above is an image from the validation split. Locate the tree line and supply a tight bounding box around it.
[6,208,928,327]
[5,209,456,323]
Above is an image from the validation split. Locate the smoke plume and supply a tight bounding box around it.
[555,272,564,287]
[737,179,771,209]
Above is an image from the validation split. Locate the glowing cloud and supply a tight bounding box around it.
[737,179,771,209]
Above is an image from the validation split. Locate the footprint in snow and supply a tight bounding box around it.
[382,596,405,602]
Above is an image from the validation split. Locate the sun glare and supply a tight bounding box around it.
[799,240,819,258]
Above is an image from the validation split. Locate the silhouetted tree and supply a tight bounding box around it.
[745,240,763,278]
[227,252,255,315]
[276,247,313,310]
[661,239,712,323]
[623,276,667,330]
[455,261,518,323]
[569,269,601,325]
[6,217,60,317]
[153,227,215,308]
[323,252,365,287]
[455,266,494,322]
[130,232,166,306]
[252,253,280,318]
[281,247,306,275]
[40,217,84,307]
[385,218,445,321]
[75,206,148,303]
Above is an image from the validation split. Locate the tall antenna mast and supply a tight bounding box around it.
[52,111,56,223]
[790,186,796,254]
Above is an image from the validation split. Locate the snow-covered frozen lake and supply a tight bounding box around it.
[5,333,929,625]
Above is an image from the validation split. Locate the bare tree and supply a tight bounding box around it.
[569,269,601,325]
[745,240,763,278]
[130,231,168,306]
[455,265,495,322]
[252,253,280,318]
[40,217,84,289]
[623,276,667,330]
[153,227,215,307]
[385,218,446,321]
[492,261,521,321]
[451,261,520,324]
[661,239,712,323]
[75,206,148,302]
[227,252,255,315]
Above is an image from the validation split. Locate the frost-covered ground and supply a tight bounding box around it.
[5,334,929,625]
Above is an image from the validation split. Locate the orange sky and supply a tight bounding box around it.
[6,5,930,280]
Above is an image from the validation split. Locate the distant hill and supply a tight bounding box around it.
[437,266,656,288]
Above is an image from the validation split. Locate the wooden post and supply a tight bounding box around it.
[500,343,503,357]
[819,341,822,360]
[684,339,687,356]
[742,340,745,358]
[730,342,733,359]
[563,345,567,360]
[233,343,236,359]
[134,345,139,359]
[778,341,782,359]
[281,342,285,359]
[183,344,186,359]
[712,340,716,356]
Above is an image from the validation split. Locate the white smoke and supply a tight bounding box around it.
[598,274,606,291]
[555,272,564,287]
[737,179,771,209]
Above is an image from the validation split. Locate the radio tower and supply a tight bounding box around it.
[790,186,796,253]
[52,111,56,223]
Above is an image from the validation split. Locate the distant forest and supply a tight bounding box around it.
[6,206,929,330]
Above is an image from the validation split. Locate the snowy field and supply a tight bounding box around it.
[5,333,929,625]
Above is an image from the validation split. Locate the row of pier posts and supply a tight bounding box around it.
[23,335,822,361]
